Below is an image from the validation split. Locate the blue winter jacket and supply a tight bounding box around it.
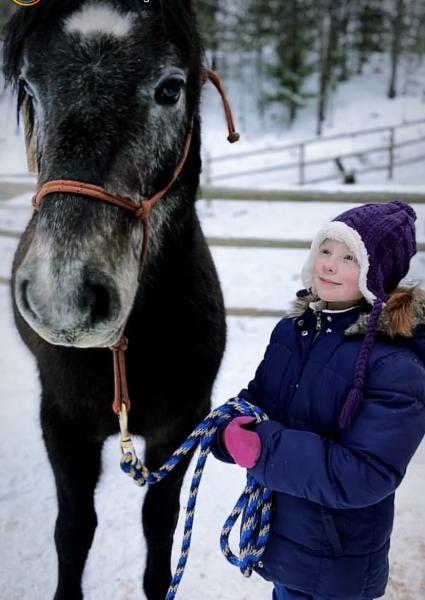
[214,289,425,600]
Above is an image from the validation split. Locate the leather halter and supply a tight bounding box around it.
[29,69,239,415]
[32,132,193,277]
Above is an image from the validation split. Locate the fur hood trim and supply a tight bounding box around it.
[286,286,425,338]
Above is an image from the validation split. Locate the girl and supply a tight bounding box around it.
[213,201,425,600]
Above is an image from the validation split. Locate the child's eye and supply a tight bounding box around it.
[320,248,330,255]
[344,255,355,261]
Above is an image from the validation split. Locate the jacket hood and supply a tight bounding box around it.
[287,286,425,365]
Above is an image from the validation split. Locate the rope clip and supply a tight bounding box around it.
[118,403,138,464]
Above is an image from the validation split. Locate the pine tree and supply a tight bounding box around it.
[261,0,318,124]
[317,0,343,135]
[354,0,386,74]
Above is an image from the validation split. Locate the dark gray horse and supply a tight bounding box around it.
[3,1,227,598]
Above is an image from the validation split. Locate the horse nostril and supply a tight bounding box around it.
[85,283,111,325]
[79,269,120,328]
[20,279,39,320]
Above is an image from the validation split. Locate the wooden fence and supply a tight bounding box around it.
[200,186,425,204]
[205,118,425,186]
[1,184,424,317]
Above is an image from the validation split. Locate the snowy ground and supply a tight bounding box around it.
[0,191,424,600]
[1,51,425,600]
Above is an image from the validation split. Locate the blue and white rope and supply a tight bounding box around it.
[119,398,272,600]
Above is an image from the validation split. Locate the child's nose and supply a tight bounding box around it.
[324,259,337,273]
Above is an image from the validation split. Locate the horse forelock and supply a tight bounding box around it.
[3,0,202,177]
[3,0,199,84]
[64,2,136,38]
[3,0,201,148]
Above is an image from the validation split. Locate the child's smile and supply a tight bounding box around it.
[317,276,342,286]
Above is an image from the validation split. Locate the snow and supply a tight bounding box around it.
[201,54,425,189]
[1,278,424,600]
[1,51,425,600]
[1,190,424,598]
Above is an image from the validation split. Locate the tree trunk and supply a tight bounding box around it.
[388,0,405,98]
[317,2,340,135]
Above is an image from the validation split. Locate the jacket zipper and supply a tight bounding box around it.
[313,312,322,341]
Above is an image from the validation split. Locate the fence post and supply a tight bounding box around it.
[203,151,213,206]
[388,127,394,179]
[299,143,305,185]
[204,150,212,185]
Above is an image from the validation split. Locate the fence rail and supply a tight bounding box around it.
[0,181,35,201]
[206,119,425,186]
[2,181,425,205]
[206,236,425,252]
[200,187,425,203]
[1,188,424,320]
[0,228,21,239]
[2,232,424,290]
[211,118,425,162]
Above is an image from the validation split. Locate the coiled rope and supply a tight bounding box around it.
[118,398,272,600]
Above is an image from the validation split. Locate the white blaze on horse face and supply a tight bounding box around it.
[64,2,135,38]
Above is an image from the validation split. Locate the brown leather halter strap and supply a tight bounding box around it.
[30,69,239,416]
[32,131,193,282]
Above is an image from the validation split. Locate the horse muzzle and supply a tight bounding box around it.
[15,263,123,348]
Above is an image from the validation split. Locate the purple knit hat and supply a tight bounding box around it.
[301,200,417,429]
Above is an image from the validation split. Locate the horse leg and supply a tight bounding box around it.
[142,438,194,600]
[41,404,102,600]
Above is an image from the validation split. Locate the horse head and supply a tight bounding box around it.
[4,0,203,348]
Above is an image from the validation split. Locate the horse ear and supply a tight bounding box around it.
[21,96,37,174]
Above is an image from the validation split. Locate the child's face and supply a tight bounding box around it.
[312,239,364,307]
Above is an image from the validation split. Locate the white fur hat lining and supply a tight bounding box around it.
[300,221,376,304]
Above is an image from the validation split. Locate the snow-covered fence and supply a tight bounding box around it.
[200,187,425,204]
[1,187,424,320]
[206,235,425,252]
[205,118,425,186]
[0,228,20,239]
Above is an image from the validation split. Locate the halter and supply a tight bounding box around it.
[30,69,239,415]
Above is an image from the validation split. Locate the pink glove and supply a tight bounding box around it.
[222,416,261,468]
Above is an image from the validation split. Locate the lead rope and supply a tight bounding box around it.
[107,71,256,596]
[28,69,248,597]
[118,397,272,600]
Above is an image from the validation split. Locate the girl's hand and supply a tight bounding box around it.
[222,416,261,468]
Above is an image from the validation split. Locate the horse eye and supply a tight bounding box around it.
[155,77,184,105]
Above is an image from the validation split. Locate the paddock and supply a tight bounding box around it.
[1,186,424,599]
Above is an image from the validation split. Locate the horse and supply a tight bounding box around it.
[3,1,229,598]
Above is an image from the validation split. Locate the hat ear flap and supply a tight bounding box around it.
[22,96,37,174]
